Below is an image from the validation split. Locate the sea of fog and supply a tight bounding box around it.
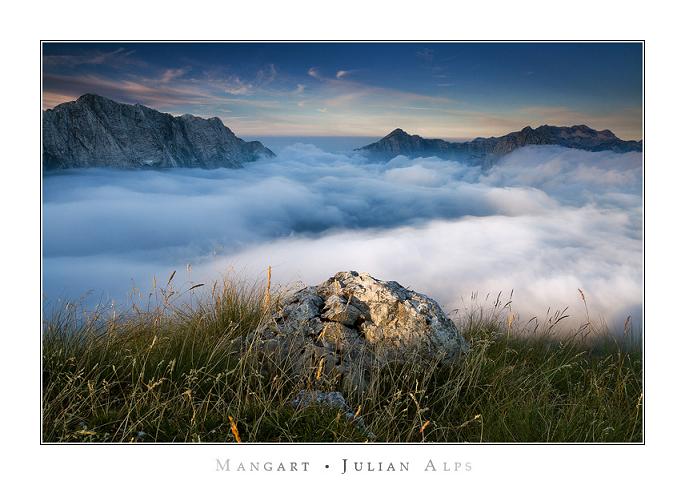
[42,139,643,332]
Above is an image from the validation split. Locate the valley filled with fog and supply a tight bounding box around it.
[43,142,643,332]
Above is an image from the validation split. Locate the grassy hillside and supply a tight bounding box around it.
[42,277,642,443]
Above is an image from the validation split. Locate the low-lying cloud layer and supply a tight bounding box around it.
[43,144,642,331]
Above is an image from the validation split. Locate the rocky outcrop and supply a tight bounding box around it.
[261,271,468,391]
[42,94,275,170]
[357,125,643,165]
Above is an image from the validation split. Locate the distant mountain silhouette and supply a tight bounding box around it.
[357,125,642,164]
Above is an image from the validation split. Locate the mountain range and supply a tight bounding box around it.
[43,94,642,170]
[42,94,275,170]
[357,125,642,165]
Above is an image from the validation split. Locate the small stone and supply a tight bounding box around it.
[291,390,348,410]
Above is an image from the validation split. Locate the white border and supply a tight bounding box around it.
[3,1,681,482]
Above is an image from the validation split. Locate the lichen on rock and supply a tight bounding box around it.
[260,271,468,391]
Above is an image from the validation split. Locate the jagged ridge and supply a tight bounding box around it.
[42,94,275,170]
[357,125,642,164]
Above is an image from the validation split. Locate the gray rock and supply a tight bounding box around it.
[292,390,350,410]
[357,125,643,165]
[42,93,275,170]
[262,271,468,391]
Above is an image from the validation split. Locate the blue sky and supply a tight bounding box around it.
[42,42,643,140]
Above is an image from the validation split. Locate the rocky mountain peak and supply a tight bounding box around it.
[43,94,274,170]
[386,128,411,138]
[358,124,642,164]
[76,92,105,103]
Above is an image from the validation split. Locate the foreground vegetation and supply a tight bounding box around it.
[42,277,642,443]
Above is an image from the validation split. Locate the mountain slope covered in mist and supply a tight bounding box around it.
[42,94,275,170]
[357,125,643,164]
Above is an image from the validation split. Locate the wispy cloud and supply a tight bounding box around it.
[42,47,139,68]
[42,73,217,109]
[41,46,642,140]
[41,92,77,110]
[256,63,277,85]
[42,59,285,110]
[305,67,456,108]
[307,67,321,79]
[517,105,643,140]
[160,68,186,83]
[223,76,253,95]
[416,48,435,62]
[218,98,281,109]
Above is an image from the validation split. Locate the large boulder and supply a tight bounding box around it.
[261,271,468,391]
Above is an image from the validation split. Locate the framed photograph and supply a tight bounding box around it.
[41,41,644,448]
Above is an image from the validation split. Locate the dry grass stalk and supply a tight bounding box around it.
[264,266,272,310]
[41,275,643,443]
[228,415,241,443]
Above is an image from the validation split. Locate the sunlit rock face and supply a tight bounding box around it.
[261,271,469,391]
[42,93,274,170]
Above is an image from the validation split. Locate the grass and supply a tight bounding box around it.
[42,276,643,443]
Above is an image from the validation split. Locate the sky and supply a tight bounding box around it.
[42,42,643,140]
